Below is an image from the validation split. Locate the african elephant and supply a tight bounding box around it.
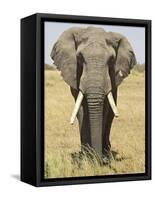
[51,26,136,160]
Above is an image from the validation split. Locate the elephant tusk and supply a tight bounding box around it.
[107,92,119,118]
[70,91,84,124]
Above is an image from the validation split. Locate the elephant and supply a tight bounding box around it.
[50,26,136,161]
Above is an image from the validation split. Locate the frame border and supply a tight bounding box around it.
[22,13,152,187]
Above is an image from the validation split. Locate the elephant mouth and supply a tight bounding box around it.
[70,90,119,124]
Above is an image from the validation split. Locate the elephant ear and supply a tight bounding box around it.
[108,32,137,86]
[50,28,78,89]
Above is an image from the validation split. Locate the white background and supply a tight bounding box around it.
[0,0,154,199]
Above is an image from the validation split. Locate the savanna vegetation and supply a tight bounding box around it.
[44,65,145,178]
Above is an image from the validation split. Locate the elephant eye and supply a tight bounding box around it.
[77,52,85,65]
[107,54,115,68]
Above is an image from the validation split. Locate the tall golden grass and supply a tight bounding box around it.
[44,69,145,178]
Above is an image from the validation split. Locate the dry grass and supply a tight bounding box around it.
[44,69,145,178]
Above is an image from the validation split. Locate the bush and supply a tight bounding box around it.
[45,64,57,70]
[134,63,145,73]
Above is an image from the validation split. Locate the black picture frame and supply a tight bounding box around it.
[21,13,151,187]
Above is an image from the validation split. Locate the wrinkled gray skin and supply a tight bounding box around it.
[51,27,136,158]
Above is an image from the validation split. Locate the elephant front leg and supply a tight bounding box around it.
[70,88,91,149]
[102,89,117,156]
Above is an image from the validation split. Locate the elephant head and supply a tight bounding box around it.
[51,26,136,156]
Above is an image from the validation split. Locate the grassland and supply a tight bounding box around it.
[44,69,145,178]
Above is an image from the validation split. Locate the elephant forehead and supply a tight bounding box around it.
[78,41,108,57]
[76,31,108,53]
[74,27,106,44]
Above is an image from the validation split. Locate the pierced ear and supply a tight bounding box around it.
[112,36,136,86]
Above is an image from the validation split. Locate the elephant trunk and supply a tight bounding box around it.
[86,91,104,156]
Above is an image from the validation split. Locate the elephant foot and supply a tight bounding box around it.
[102,155,110,165]
[103,149,123,163]
[71,146,123,167]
